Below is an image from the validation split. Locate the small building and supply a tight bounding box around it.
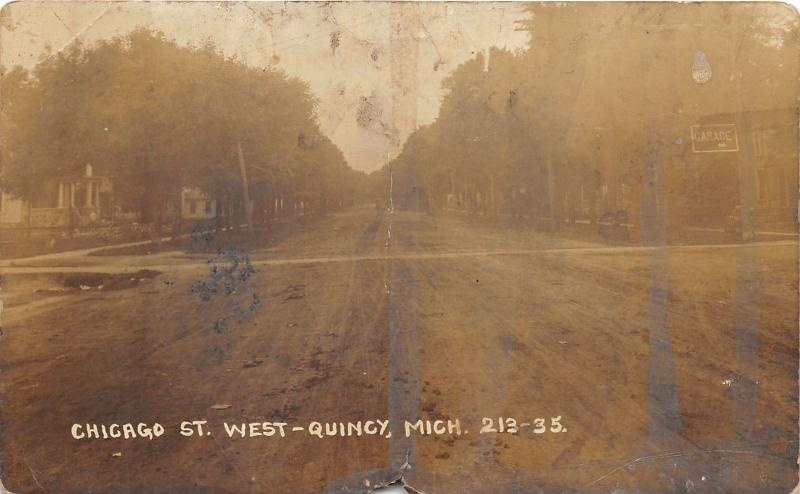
[181,187,216,220]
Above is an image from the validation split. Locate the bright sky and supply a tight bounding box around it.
[0,2,530,172]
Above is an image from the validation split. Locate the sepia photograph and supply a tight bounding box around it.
[0,1,798,493]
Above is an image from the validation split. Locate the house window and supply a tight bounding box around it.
[757,169,768,202]
[190,200,197,214]
[32,182,59,208]
[205,201,212,214]
[751,129,772,157]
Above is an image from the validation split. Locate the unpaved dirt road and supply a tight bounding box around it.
[1,206,797,493]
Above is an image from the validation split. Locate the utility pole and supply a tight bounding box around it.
[546,149,559,231]
[237,140,253,229]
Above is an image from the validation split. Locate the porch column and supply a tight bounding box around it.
[85,181,93,207]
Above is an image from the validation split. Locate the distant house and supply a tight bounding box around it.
[0,164,113,228]
[181,187,216,220]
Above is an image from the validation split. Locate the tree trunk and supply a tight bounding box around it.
[171,188,182,241]
[489,174,496,216]
[237,140,253,230]
[546,151,560,231]
[232,198,240,232]
[26,201,32,239]
[567,183,577,225]
[67,185,75,238]
[152,201,163,248]
[589,183,597,225]
[215,187,224,232]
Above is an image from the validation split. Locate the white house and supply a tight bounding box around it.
[0,164,113,228]
[181,187,216,220]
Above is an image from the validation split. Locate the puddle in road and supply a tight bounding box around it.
[4,270,161,296]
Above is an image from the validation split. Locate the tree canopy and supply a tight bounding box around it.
[386,3,798,233]
[1,28,369,228]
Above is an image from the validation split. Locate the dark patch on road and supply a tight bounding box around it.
[276,284,305,302]
[355,210,384,253]
[191,250,256,302]
[31,270,162,294]
[191,250,260,333]
[498,334,530,356]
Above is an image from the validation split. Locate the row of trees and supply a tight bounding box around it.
[384,4,798,235]
[1,29,370,236]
